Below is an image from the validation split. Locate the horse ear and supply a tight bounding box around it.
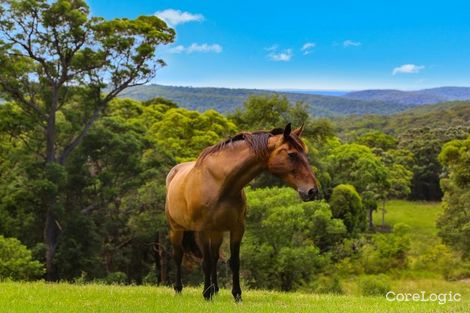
[292,123,305,137]
[283,123,292,139]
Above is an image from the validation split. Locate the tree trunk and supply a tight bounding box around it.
[381,200,386,228]
[44,209,60,281]
[44,95,60,281]
[368,207,374,230]
[158,231,167,285]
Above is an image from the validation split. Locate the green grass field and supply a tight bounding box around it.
[0,281,468,313]
[372,200,442,256]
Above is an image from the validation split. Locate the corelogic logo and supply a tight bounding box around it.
[386,291,462,305]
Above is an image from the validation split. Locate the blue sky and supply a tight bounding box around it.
[88,0,470,90]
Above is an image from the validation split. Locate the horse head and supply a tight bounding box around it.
[266,123,320,201]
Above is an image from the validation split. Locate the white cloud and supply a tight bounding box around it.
[392,64,425,75]
[301,42,316,55]
[187,43,222,53]
[265,44,279,52]
[343,40,361,47]
[269,49,293,62]
[168,45,185,54]
[155,9,204,26]
[167,43,222,54]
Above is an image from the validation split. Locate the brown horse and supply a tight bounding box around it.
[165,123,319,301]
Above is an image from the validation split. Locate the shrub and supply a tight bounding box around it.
[143,270,158,285]
[0,235,44,280]
[102,272,127,285]
[310,274,343,294]
[329,184,366,236]
[359,274,391,296]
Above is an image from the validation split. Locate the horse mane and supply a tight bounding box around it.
[195,127,305,166]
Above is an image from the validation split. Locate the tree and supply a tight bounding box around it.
[398,126,469,200]
[355,130,397,151]
[326,143,390,229]
[329,184,366,236]
[437,136,470,258]
[0,0,175,280]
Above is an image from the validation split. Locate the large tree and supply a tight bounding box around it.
[0,0,175,279]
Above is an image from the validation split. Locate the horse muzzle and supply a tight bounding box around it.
[299,187,319,202]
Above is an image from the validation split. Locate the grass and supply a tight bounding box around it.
[373,200,441,236]
[372,200,442,256]
[0,281,469,313]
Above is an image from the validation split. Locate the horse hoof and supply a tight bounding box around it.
[203,285,215,300]
[174,285,183,294]
[203,292,213,301]
[234,295,242,303]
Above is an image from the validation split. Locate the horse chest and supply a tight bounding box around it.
[189,202,245,231]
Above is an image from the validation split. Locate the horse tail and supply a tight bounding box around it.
[166,165,179,188]
[182,231,202,259]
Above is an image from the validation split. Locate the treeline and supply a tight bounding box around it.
[1,94,470,292]
[333,101,470,200]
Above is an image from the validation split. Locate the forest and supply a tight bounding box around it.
[0,0,470,303]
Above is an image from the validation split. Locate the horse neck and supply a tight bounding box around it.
[205,142,266,197]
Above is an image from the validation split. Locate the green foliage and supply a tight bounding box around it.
[229,95,308,130]
[309,274,343,294]
[359,274,391,296]
[242,187,346,291]
[0,236,44,280]
[360,223,411,274]
[101,272,128,285]
[355,130,397,151]
[149,108,237,162]
[437,136,470,258]
[327,143,389,195]
[329,184,366,236]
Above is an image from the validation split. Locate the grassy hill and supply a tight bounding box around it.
[1,281,468,313]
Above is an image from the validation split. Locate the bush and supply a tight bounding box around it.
[142,270,157,285]
[102,272,127,285]
[329,184,366,236]
[0,236,44,280]
[310,274,343,294]
[359,274,391,296]
[360,224,411,274]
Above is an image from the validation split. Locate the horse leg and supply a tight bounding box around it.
[200,231,214,300]
[169,229,184,293]
[229,225,244,302]
[210,232,223,294]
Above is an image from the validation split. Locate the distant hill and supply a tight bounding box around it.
[343,87,470,107]
[333,101,470,136]
[117,84,470,117]
[118,84,401,117]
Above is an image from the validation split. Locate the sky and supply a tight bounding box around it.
[87,0,470,90]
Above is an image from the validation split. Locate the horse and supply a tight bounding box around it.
[165,123,319,302]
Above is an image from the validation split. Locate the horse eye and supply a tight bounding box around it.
[288,152,298,159]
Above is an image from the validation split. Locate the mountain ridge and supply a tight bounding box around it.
[117,84,470,117]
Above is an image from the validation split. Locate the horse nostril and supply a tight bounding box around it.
[308,188,316,196]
